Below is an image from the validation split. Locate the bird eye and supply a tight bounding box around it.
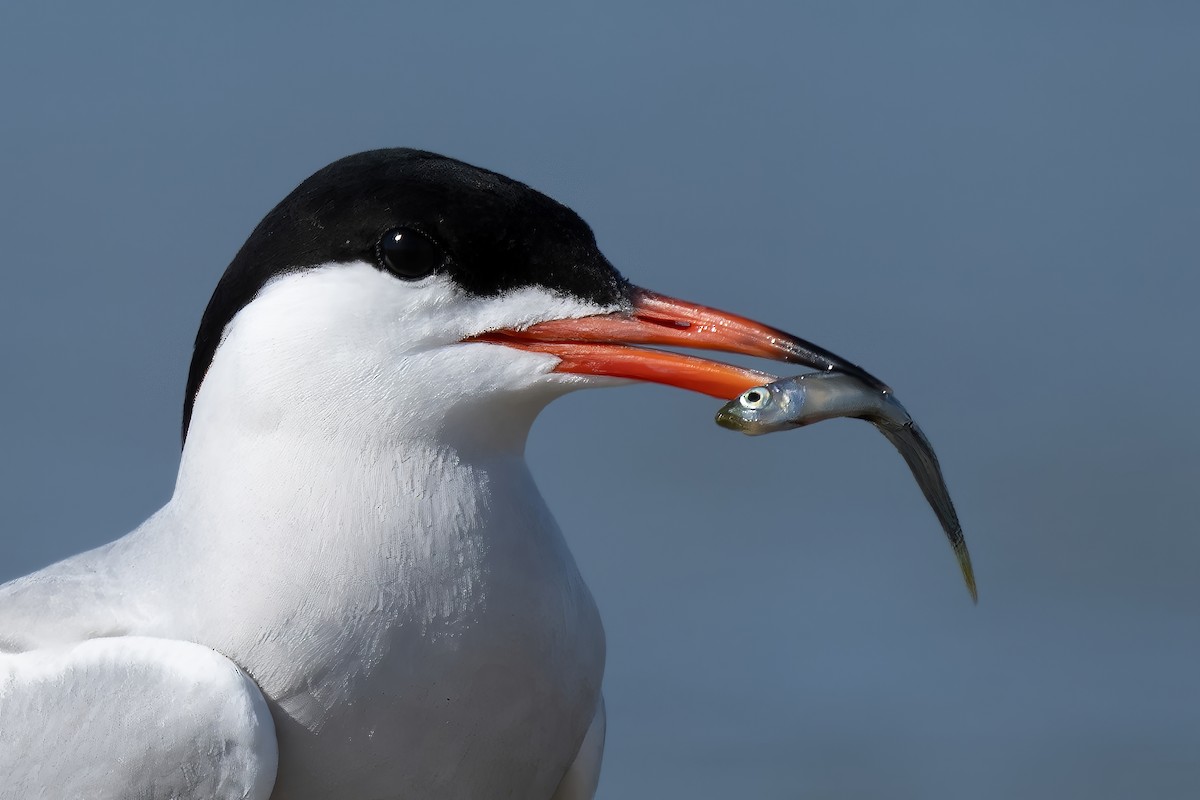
[739,388,769,410]
[376,227,444,280]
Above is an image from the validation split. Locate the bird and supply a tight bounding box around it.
[0,148,896,800]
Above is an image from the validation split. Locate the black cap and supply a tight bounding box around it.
[183,148,631,442]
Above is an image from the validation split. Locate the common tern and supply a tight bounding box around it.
[0,148,960,799]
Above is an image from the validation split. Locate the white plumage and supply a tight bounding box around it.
[1,266,612,799]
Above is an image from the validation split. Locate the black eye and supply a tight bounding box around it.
[376,227,444,279]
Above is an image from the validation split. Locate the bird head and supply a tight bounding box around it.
[183,149,882,451]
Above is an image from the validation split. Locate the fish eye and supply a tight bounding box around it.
[376,227,444,280]
[739,388,769,410]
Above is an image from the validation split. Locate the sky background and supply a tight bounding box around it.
[1,3,1197,798]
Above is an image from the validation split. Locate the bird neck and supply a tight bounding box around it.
[164,379,558,627]
[156,389,573,692]
[173,378,550,518]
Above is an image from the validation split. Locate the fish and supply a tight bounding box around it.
[715,372,977,602]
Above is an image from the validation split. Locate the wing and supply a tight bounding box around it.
[550,694,606,800]
[0,636,278,800]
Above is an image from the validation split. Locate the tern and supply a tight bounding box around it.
[1,149,920,799]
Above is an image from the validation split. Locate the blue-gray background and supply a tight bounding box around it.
[1,3,1196,798]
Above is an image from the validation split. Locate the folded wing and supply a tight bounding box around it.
[0,636,277,800]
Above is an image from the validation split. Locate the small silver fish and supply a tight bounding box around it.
[716,372,977,602]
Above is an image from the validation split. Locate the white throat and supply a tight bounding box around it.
[162,261,611,651]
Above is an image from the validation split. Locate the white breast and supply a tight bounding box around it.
[151,447,605,799]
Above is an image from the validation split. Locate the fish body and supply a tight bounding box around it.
[715,371,908,434]
[716,372,977,602]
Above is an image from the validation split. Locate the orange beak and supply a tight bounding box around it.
[472,288,886,399]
